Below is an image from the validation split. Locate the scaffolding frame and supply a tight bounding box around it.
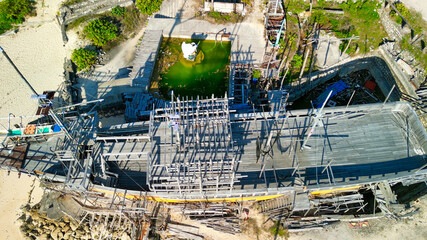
[148,95,239,196]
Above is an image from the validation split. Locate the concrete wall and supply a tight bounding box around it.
[204,1,244,14]
[60,0,134,25]
[287,55,402,102]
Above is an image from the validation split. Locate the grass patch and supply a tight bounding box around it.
[286,0,309,14]
[268,221,289,238]
[206,11,242,24]
[242,218,261,237]
[340,0,387,54]
[308,0,387,55]
[390,2,426,34]
[62,0,85,6]
[67,4,145,32]
[388,2,426,70]
[400,36,427,71]
[67,14,102,29]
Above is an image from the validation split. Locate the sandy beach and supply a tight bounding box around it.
[0,0,67,120]
[0,0,65,236]
[0,170,44,240]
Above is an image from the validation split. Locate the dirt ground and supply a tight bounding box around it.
[291,196,427,240]
[172,194,427,240]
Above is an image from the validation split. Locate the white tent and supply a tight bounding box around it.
[181,42,198,60]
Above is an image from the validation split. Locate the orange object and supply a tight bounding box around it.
[24,124,36,134]
[349,221,369,228]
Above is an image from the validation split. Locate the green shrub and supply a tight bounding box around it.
[292,54,303,70]
[84,19,119,47]
[0,0,34,34]
[71,48,98,71]
[135,0,163,15]
[111,6,126,17]
[253,70,261,79]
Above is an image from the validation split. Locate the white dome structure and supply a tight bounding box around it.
[181,42,198,61]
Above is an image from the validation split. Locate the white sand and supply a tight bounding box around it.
[400,0,427,22]
[0,170,44,240]
[0,0,67,119]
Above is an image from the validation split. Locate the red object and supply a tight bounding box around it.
[364,80,377,91]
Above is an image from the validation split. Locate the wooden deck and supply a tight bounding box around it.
[97,102,427,196]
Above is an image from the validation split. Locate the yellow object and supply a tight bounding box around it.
[91,187,283,203]
[310,185,361,196]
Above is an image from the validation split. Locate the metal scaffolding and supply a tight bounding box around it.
[148,95,239,196]
[265,0,285,47]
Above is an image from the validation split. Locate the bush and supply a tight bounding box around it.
[84,19,119,47]
[111,6,126,17]
[0,0,34,34]
[71,48,98,71]
[253,70,261,79]
[136,0,163,15]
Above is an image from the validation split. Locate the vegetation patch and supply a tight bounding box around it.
[309,0,387,55]
[71,48,98,71]
[0,0,35,34]
[268,221,289,238]
[62,0,85,6]
[390,2,425,34]
[136,0,163,15]
[68,4,146,71]
[206,11,243,23]
[84,18,119,47]
[388,3,427,70]
[400,36,427,71]
[111,6,127,17]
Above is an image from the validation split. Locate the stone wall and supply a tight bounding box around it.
[59,0,134,25]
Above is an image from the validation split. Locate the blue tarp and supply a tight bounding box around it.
[313,80,349,108]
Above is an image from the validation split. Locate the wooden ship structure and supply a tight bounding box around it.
[1,45,427,238]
